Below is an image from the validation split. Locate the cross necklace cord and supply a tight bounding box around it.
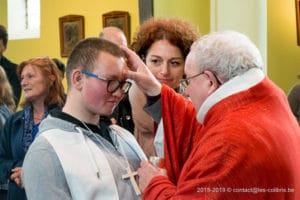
[80,121,141,196]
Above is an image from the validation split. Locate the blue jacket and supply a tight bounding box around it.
[0,105,60,200]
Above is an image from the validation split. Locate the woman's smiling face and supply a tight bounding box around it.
[145,39,185,89]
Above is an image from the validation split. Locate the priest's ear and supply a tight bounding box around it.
[204,70,221,94]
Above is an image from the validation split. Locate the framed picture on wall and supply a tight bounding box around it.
[102,11,130,43]
[59,15,85,57]
[296,0,300,46]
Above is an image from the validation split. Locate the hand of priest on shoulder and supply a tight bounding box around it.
[137,160,168,192]
[120,45,162,97]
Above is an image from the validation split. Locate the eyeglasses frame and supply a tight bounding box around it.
[179,72,204,89]
[81,69,131,94]
[179,71,222,90]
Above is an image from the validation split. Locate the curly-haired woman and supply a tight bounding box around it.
[129,18,200,158]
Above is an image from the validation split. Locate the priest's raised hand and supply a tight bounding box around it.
[121,45,161,97]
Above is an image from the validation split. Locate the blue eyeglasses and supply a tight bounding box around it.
[81,69,131,94]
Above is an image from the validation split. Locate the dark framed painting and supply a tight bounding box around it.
[59,15,85,57]
[296,0,300,45]
[102,11,130,43]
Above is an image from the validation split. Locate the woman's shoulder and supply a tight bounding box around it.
[0,105,12,126]
[6,109,25,122]
[0,104,11,116]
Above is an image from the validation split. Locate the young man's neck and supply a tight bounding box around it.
[62,101,100,126]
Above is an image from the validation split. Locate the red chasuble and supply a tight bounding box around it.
[143,77,300,200]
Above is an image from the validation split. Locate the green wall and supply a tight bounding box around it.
[0,0,139,64]
[153,0,210,35]
[0,0,139,109]
[1,0,300,94]
[268,0,300,93]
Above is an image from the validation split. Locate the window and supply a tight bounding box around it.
[7,0,40,40]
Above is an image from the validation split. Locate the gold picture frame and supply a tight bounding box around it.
[296,0,300,45]
[59,15,85,57]
[102,11,130,43]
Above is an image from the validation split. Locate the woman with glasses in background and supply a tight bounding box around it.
[0,57,65,200]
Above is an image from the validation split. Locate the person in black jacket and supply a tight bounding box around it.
[0,25,21,105]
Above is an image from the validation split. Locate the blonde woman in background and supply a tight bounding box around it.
[0,65,16,125]
[0,65,16,199]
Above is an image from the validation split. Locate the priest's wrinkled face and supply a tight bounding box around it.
[183,50,219,111]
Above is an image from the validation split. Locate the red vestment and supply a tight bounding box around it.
[143,74,300,200]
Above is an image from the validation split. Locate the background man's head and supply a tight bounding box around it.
[0,25,8,56]
[52,58,66,79]
[99,26,127,46]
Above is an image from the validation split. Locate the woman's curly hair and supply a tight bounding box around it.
[131,17,200,59]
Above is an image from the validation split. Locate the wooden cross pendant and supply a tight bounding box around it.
[122,166,141,196]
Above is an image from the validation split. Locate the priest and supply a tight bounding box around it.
[122,30,300,200]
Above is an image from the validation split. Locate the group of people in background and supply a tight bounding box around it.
[0,15,299,200]
[0,25,67,199]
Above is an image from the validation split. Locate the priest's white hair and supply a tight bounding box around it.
[191,30,264,83]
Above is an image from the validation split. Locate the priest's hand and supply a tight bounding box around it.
[120,45,162,97]
[137,160,167,192]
